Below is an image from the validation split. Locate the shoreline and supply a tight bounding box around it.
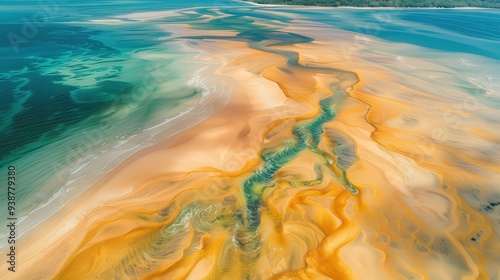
[236,0,495,9]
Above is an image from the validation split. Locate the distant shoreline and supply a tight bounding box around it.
[237,0,498,9]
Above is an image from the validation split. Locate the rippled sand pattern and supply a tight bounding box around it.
[9,8,500,280]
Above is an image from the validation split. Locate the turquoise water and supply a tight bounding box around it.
[284,9,500,59]
[0,1,499,219]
